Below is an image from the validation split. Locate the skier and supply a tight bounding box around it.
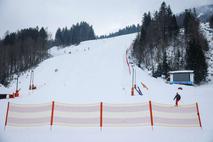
[173,92,181,106]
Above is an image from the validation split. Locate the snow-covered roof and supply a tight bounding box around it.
[169,70,194,74]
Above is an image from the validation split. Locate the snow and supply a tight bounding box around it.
[169,70,194,74]
[0,33,213,142]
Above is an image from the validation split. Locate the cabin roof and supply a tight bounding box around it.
[169,70,194,74]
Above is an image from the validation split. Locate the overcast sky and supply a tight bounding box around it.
[0,0,212,38]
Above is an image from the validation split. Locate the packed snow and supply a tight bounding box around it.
[0,33,213,142]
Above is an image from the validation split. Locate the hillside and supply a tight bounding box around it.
[201,23,213,76]
[196,4,213,22]
[0,33,213,142]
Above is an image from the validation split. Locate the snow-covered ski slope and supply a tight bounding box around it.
[0,33,213,142]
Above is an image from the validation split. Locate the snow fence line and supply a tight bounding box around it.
[4,101,202,129]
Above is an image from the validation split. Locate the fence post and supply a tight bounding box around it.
[50,101,55,128]
[149,101,154,128]
[4,102,10,130]
[100,102,103,130]
[196,102,202,128]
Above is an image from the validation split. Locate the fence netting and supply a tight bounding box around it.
[152,102,200,127]
[103,102,150,127]
[6,103,51,127]
[54,102,100,127]
[5,101,201,128]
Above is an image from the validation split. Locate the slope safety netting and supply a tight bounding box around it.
[152,102,200,127]
[103,102,150,127]
[53,102,100,127]
[6,103,51,127]
[4,101,202,128]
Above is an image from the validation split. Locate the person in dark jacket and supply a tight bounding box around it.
[173,92,181,106]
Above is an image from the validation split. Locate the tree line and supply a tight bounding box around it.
[98,24,140,39]
[0,27,48,85]
[0,21,95,86]
[132,2,209,84]
[55,22,95,47]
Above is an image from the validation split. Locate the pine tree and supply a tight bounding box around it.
[184,10,208,84]
[183,9,199,40]
[170,15,179,37]
[210,15,213,29]
[186,39,208,84]
[55,28,62,46]
[174,49,181,70]
[139,12,151,48]
[162,51,170,78]
[158,2,167,43]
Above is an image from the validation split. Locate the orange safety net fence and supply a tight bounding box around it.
[5,102,51,127]
[151,102,201,127]
[4,101,202,128]
[103,102,150,127]
[53,102,100,127]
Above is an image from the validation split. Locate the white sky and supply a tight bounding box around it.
[0,0,212,38]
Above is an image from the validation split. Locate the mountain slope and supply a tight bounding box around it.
[0,33,213,142]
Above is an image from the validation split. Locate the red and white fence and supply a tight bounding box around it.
[5,102,51,127]
[4,101,202,128]
[53,102,100,127]
[103,102,150,127]
[151,102,202,127]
